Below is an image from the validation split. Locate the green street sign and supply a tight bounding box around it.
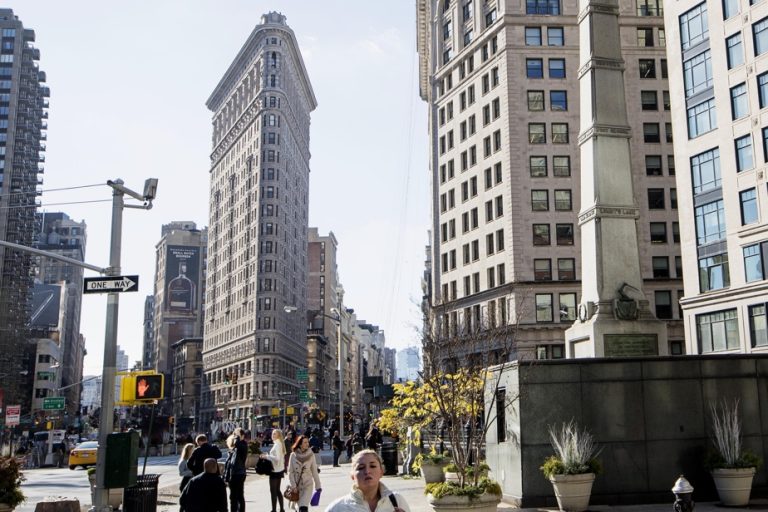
[296,369,308,382]
[43,397,65,410]
[299,390,309,401]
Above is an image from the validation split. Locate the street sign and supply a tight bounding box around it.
[43,397,65,410]
[299,390,309,401]
[296,369,308,382]
[6,405,20,426]
[83,275,139,294]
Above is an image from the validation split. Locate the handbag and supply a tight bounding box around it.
[255,457,274,475]
[283,485,299,502]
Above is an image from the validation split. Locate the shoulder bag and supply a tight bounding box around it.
[283,464,304,502]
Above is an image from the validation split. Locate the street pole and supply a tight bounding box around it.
[337,315,344,440]
[282,400,286,430]
[93,183,123,512]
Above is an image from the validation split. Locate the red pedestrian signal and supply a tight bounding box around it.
[135,374,164,400]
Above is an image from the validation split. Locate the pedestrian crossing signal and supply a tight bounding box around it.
[135,374,164,400]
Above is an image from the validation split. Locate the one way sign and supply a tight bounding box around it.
[83,275,139,294]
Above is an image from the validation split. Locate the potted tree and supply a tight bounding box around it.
[246,440,261,470]
[707,399,761,506]
[0,456,25,511]
[540,421,601,512]
[415,301,520,512]
[413,448,450,483]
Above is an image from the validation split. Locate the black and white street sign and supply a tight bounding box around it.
[83,275,139,294]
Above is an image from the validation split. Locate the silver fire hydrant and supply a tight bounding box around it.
[672,475,694,512]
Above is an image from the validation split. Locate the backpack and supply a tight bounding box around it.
[223,449,236,483]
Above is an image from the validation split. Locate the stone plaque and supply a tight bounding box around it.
[604,334,658,357]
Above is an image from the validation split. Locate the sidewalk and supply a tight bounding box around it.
[150,451,764,512]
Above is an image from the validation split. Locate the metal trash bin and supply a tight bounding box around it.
[123,473,160,512]
[381,442,398,475]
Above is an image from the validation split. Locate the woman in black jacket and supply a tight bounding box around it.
[225,428,248,512]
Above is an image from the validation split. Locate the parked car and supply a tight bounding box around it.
[69,441,98,469]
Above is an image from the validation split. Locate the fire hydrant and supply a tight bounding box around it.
[672,475,694,512]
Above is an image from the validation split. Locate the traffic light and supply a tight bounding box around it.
[135,374,164,400]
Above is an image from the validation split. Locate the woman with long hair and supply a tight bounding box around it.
[324,449,409,512]
[287,435,322,512]
[225,428,248,512]
[260,429,286,512]
[177,442,195,511]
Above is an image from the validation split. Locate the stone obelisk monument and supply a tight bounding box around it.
[565,0,667,357]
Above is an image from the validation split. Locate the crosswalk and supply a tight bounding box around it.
[137,454,178,466]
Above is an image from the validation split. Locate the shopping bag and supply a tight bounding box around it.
[310,488,322,506]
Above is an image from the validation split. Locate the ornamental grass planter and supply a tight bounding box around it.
[549,472,595,512]
[426,491,501,512]
[711,467,756,506]
[420,460,448,484]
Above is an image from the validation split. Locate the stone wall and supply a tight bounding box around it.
[485,355,768,506]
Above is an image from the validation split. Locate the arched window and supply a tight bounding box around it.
[270,51,278,68]
[443,0,451,12]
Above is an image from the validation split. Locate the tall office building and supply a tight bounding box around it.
[396,346,421,381]
[202,12,316,431]
[152,222,207,375]
[142,295,155,370]
[33,212,87,418]
[307,228,340,417]
[417,0,684,358]
[0,9,48,416]
[665,0,768,352]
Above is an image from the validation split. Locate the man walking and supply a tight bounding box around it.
[187,434,222,476]
[331,431,343,467]
[180,458,227,512]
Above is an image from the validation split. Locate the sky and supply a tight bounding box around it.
[12,1,429,375]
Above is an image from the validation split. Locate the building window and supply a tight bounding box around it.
[743,243,765,282]
[691,148,720,194]
[533,224,551,245]
[548,27,564,46]
[637,0,663,16]
[646,155,662,176]
[653,256,670,277]
[550,90,567,111]
[655,290,673,319]
[639,59,656,78]
[641,90,658,110]
[648,188,665,209]
[736,135,754,172]
[727,33,744,69]
[740,188,758,225]
[699,253,730,291]
[485,9,498,27]
[684,51,713,98]
[644,123,660,143]
[551,123,569,143]
[638,27,654,46]
[723,0,739,19]
[534,259,552,280]
[755,17,768,56]
[650,222,668,243]
[536,294,554,322]
[527,0,561,15]
[556,224,574,245]
[495,389,506,442]
[749,304,768,347]
[530,156,547,177]
[526,27,542,45]
[664,91,671,110]
[731,83,749,120]
[680,3,709,50]
[528,90,545,111]
[695,199,726,245]
[554,189,572,210]
[559,293,577,321]
[549,59,566,78]
[558,258,575,280]
[697,309,739,352]
[531,190,549,211]
[529,123,546,143]
[668,155,676,175]
[553,156,570,176]
[527,59,544,78]
[687,99,717,138]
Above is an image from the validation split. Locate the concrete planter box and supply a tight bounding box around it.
[712,467,756,506]
[426,491,501,512]
[549,473,595,512]
[420,461,448,484]
[88,474,123,510]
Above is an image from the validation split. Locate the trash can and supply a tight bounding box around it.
[381,442,398,476]
[123,473,160,512]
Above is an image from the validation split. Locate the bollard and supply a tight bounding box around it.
[671,475,694,512]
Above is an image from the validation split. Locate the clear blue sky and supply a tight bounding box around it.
[13,1,429,374]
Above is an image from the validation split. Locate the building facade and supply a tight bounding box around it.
[142,295,155,370]
[33,212,87,419]
[202,12,316,432]
[396,346,421,381]
[417,0,684,359]
[665,0,768,353]
[171,337,202,434]
[0,8,48,417]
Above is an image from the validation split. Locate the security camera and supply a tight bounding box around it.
[143,178,159,201]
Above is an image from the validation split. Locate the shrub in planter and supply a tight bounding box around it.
[0,456,25,510]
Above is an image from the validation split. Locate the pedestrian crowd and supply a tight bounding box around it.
[175,422,408,512]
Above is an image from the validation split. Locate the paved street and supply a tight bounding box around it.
[17,451,766,512]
